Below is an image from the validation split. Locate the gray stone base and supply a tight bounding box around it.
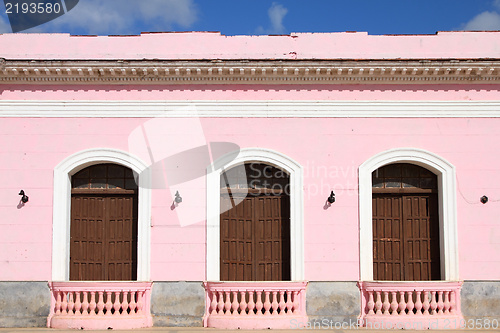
[306,281,360,327]
[151,281,205,327]
[3,280,499,328]
[461,281,500,322]
[0,282,50,328]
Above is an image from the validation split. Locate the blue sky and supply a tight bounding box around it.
[1,0,500,35]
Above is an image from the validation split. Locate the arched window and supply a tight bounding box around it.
[206,148,304,281]
[358,148,459,282]
[372,163,440,281]
[219,163,290,281]
[52,148,151,282]
[70,164,138,281]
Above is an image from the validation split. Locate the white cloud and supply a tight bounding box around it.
[462,11,500,31]
[268,2,288,34]
[256,2,288,35]
[494,0,500,11]
[24,0,199,35]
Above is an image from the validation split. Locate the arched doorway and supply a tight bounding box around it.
[371,163,440,281]
[70,163,138,281]
[219,163,290,281]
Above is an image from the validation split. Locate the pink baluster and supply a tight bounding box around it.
[278,291,286,315]
[247,291,255,315]
[263,291,271,315]
[81,291,89,316]
[382,291,390,315]
[422,291,430,316]
[239,291,248,315]
[224,291,231,315]
[255,291,263,315]
[443,291,450,314]
[414,291,423,316]
[271,291,279,316]
[113,291,121,315]
[61,291,68,315]
[285,291,293,314]
[121,291,129,316]
[449,291,456,314]
[430,291,437,315]
[390,291,398,315]
[136,291,144,315]
[217,291,224,315]
[89,292,97,315]
[367,291,375,315]
[210,291,218,315]
[129,291,137,314]
[437,291,444,314]
[97,291,105,316]
[74,292,82,316]
[231,291,239,315]
[67,292,75,315]
[406,291,415,316]
[105,291,113,316]
[398,291,406,316]
[55,291,62,315]
[375,291,383,315]
[292,291,300,314]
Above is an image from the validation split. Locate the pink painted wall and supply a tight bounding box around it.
[1,31,500,60]
[1,114,500,281]
[0,32,499,282]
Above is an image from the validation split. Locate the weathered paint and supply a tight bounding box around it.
[0,31,500,329]
[1,31,500,60]
[1,115,500,281]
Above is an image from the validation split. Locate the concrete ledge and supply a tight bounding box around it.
[0,282,50,328]
[151,282,205,327]
[306,281,360,325]
[462,280,500,322]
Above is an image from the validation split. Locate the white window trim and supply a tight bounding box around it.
[359,148,459,281]
[206,148,304,281]
[52,148,151,281]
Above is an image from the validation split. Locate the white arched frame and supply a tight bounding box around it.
[52,148,152,281]
[359,148,459,281]
[206,148,304,281]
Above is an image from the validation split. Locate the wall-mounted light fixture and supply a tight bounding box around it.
[171,191,183,210]
[480,195,488,204]
[174,191,183,204]
[327,191,335,204]
[19,190,29,203]
[324,191,336,210]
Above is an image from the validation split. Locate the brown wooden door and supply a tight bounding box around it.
[70,194,138,281]
[70,164,138,281]
[372,194,440,281]
[220,192,290,281]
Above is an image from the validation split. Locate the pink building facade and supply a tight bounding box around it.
[0,31,499,329]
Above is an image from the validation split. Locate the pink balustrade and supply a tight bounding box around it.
[47,281,153,330]
[203,281,308,329]
[358,281,463,330]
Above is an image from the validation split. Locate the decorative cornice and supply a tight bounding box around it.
[1,100,500,117]
[0,59,499,84]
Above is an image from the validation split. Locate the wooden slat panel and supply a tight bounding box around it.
[105,196,137,281]
[70,194,137,281]
[70,196,105,281]
[402,194,440,281]
[373,193,440,281]
[220,193,290,281]
[372,195,403,281]
[220,196,254,281]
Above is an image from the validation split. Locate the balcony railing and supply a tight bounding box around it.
[203,281,308,329]
[47,281,153,330]
[358,281,463,330]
